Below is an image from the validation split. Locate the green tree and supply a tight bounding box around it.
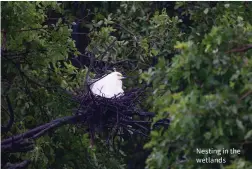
[2,2,124,169]
[144,2,252,169]
[2,2,252,169]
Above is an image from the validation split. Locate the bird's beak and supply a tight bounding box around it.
[121,76,127,79]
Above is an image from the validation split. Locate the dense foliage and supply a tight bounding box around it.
[1,1,252,169]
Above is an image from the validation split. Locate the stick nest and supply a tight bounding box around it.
[72,88,158,143]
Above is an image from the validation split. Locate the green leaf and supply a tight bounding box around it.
[236,119,245,132]
[204,8,209,14]
[245,130,252,140]
[224,4,230,8]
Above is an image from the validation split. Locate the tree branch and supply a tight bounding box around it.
[226,44,252,53]
[3,160,31,169]
[238,90,252,104]
[1,95,15,133]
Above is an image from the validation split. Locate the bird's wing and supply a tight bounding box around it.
[116,80,124,94]
[116,87,124,97]
[101,76,116,98]
[106,80,124,97]
[87,76,105,86]
[91,79,106,96]
[91,76,115,98]
[90,74,125,98]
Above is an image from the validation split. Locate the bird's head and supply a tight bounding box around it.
[110,72,126,80]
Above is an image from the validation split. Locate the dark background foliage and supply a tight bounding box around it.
[1,1,252,169]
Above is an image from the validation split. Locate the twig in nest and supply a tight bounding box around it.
[74,88,157,146]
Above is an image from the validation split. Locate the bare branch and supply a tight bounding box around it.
[100,39,117,60]
[3,160,31,169]
[226,44,252,53]
[1,95,15,133]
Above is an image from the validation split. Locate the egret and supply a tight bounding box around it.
[90,71,126,98]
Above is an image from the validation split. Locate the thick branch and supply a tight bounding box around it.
[1,95,15,133]
[3,160,31,169]
[1,115,80,147]
[226,44,252,53]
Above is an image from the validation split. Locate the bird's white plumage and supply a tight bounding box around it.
[90,72,125,98]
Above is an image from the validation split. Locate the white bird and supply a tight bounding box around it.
[90,71,126,98]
